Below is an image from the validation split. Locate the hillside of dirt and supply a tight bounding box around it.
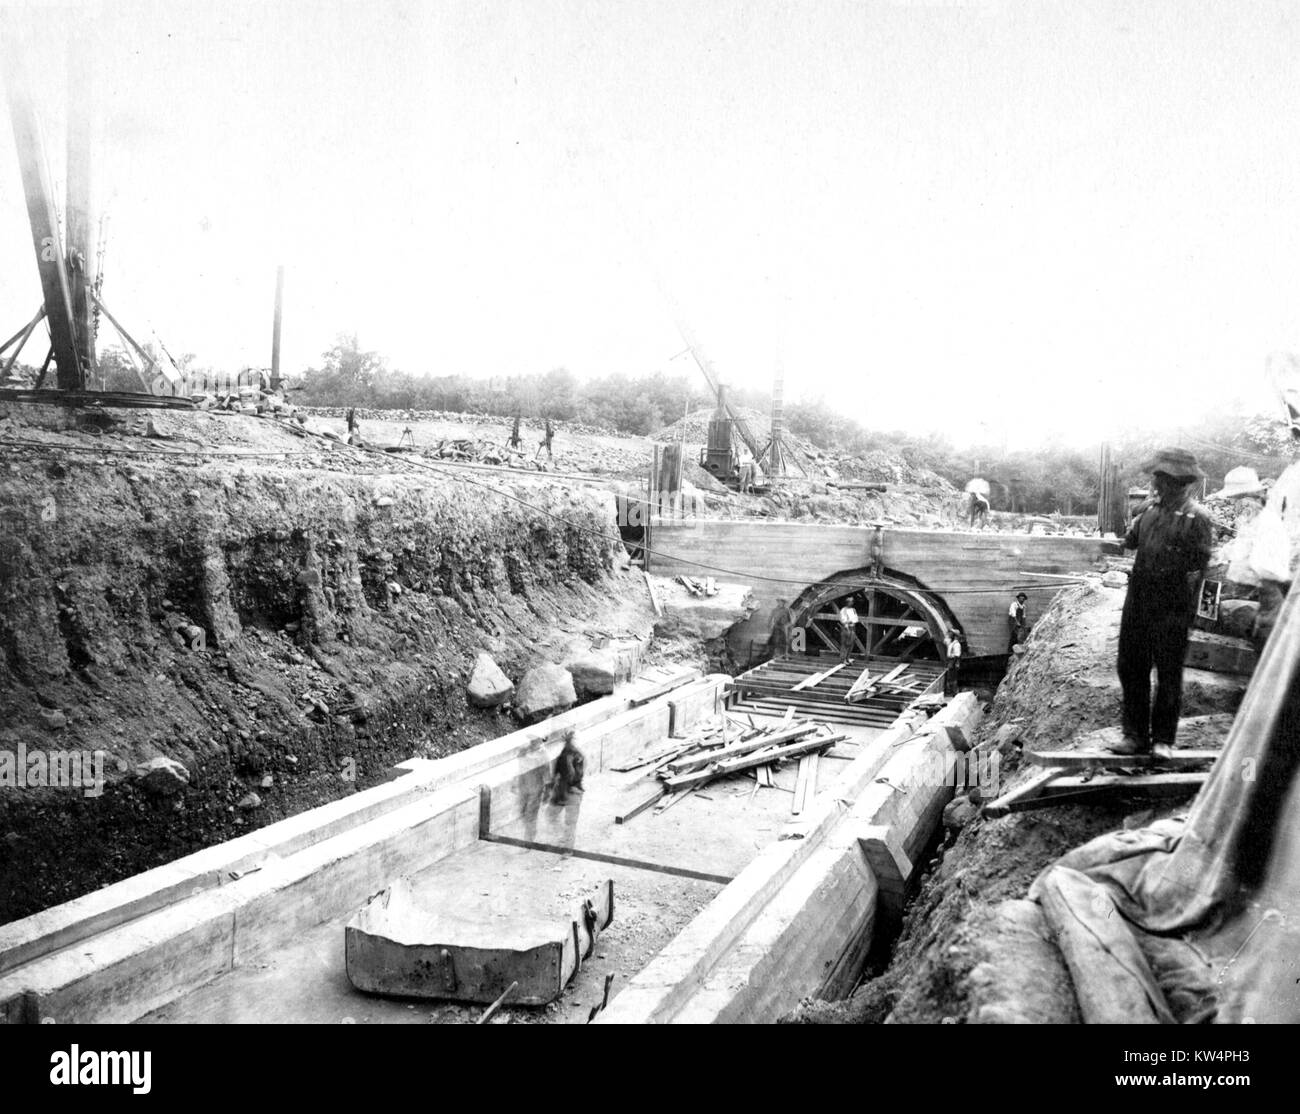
[782,580,1248,1024]
[0,401,656,922]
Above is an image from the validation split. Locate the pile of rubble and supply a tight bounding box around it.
[194,385,298,418]
[425,438,553,469]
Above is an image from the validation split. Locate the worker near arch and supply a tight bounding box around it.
[1110,448,1212,756]
[1007,592,1029,653]
[837,598,860,663]
[945,631,964,696]
[969,490,991,529]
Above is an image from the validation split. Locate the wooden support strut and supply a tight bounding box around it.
[90,292,161,392]
[0,306,45,381]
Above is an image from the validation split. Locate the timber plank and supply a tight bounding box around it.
[982,768,1064,818]
[1024,748,1219,770]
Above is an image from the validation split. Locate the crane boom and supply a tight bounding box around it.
[670,316,763,458]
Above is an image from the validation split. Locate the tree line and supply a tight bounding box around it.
[11,331,1295,515]
[218,333,1300,513]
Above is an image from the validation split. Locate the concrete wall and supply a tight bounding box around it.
[651,521,1106,657]
[598,693,984,1024]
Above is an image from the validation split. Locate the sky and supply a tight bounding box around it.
[2,0,1300,448]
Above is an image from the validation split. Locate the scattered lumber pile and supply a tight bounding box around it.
[675,575,718,597]
[843,663,931,704]
[613,712,845,822]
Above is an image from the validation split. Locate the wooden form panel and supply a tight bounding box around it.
[651,521,1105,657]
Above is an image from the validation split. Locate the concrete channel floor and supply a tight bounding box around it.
[140,716,883,1024]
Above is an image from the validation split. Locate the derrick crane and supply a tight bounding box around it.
[671,316,801,490]
[1,18,180,397]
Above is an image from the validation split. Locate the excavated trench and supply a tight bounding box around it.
[783,581,1251,1024]
[0,437,650,924]
[3,405,1114,1024]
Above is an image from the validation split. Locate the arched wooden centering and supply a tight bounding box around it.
[791,574,956,663]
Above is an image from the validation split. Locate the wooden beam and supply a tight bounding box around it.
[808,620,839,653]
[1023,749,1219,770]
[982,768,1063,818]
[662,732,843,790]
[0,305,44,358]
[791,663,846,691]
[90,293,158,391]
[642,570,663,617]
[814,611,930,629]
[614,782,667,824]
[2,39,82,389]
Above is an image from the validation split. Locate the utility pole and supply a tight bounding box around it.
[270,265,284,390]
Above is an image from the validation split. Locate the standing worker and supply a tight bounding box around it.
[945,631,964,696]
[1007,592,1029,653]
[837,597,860,663]
[539,418,555,460]
[509,413,523,450]
[736,446,756,493]
[1110,448,1212,756]
[969,490,991,529]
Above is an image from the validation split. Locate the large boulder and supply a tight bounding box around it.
[943,795,980,831]
[133,756,190,796]
[513,663,577,724]
[467,652,514,709]
[566,650,618,698]
[1217,599,1258,640]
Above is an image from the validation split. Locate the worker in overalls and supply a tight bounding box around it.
[1110,448,1212,755]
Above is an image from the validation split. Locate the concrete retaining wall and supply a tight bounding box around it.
[0,667,706,1024]
[598,693,982,1024]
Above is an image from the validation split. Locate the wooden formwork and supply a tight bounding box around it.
[726,655,945,728]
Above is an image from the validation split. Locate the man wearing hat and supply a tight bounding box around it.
[1215,466,1268,590]
[1111,448,1213,755]
[1007,592,1029,653]
[1217,465,1268,502]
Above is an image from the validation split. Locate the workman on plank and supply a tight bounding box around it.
[1110,448,1212,756]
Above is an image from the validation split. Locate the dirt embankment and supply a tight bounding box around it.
[0,412,648,923]
[784,581,1247,1024]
